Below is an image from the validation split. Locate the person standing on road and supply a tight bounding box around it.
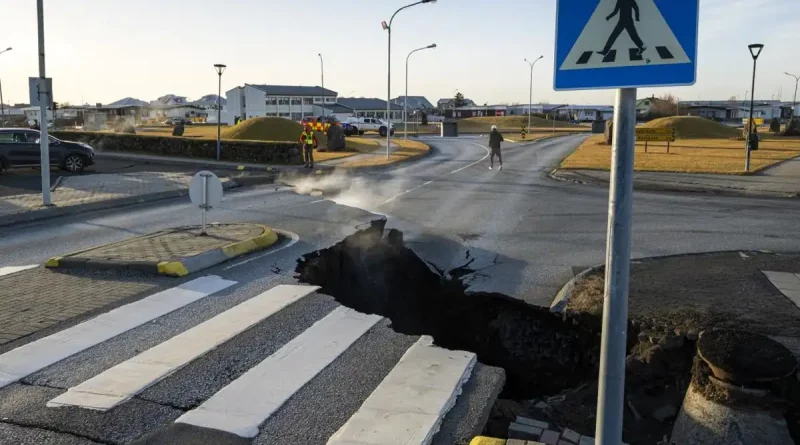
[489,125,504,171]
[300,124,318,169]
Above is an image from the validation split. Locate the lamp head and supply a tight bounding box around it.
[428,44,437,49]
[748,43,764,60]
[214,64,227,75]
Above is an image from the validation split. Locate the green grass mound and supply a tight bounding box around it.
[222,117,326,143]
[465,116,582,129]
[642,116,740,139]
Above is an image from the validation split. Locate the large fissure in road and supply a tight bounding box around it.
[295,219,603,399]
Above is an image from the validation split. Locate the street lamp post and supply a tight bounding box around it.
[318,54,324,118]
[214,64,226,161]
[524,56,543,132]
[786,72,799,118]
[405,43,436,140]
[36,0,51,206]
[0,47,11,118]
[383,0,436,159]
[745,43,764,172]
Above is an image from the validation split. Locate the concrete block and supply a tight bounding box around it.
[578,436,595,445]
[508,422,543,440]
[515,416,549,429]
[540,430,560,445]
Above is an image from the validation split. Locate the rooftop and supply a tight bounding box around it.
[336,98,403,111]
[248,84,337,97]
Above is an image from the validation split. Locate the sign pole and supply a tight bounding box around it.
[37,0,51,206]
[201,173,209,236]
[595,87,637,445]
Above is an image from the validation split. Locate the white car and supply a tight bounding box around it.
[345,117,395,137]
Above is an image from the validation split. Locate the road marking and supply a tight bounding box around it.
[0,276,236,389]
[449,143,491,174]
[47,284,318,411]
[223,230,300,271]
[175,306,382,438]
[380,181,434,206]
[327,336,476,445]
[0,265,38,277]
[763,271,800,309]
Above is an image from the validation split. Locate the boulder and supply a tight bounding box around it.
[326,125,346,151]
[783,118,800,136]
[769,118,781,133]
[172,123,185,137]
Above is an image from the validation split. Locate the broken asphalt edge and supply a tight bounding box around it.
[45,223,279,277]
[0,181,242,229]
[548,168,800,199]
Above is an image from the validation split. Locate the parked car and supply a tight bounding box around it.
[345,117,395,137]
[0,128,96,173]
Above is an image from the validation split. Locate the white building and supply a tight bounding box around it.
[225,84,337,124]
[22,107,54,124]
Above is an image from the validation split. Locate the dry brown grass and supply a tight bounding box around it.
[566,273,605,317]
[642,116,741,139]
[338,139,430,168]
[561,134,800,174]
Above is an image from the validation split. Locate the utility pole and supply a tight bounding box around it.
[318,54,324,118]
[37,0,51,206]
[786,72,799,117]
[0,47,11,118]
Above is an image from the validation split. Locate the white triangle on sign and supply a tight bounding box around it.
[560,0,691,71]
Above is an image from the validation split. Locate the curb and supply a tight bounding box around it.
[95,151,315,174]
[550,263,604,314]
[549,168,800,199]
[333,141,435,173]
[469,437,507,445]
[46,223,279,277]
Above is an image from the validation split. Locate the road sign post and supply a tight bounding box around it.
[555,1,698,443]
[189,171,223,236]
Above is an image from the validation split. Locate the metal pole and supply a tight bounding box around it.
[595,87,637,445]
[318,54,324,118]
[216,73,222,161]
[0,78,4,117]
[201,174,208,235]
[37,0,51,206]
[405,53,409,140]
[528,64,533,132]
[386,26,392,159]
[746,58,757,172]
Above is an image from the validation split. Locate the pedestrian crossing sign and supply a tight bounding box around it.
[554,0,699,90]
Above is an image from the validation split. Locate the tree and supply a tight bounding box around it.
[651,93,679,116]
[454,92,468,107]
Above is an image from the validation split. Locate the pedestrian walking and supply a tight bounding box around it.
[300,124,318,168]
[488,125,504,171]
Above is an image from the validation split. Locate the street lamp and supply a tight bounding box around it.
[318,54,324,118]
[405,43,436,140]
[214,63,226,161]
[745,43,764,172]
[786,72,799,118]
[383,0,436,159]
[0,47,11,118]
[524,55,543,132]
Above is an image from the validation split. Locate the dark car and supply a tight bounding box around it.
[0,128,96,173]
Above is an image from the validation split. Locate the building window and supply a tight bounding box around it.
[279,112,290,118]
[325,97,334,103]
[266,97,278,105]
[291,97,302,105]
[291,112,302,121]
[278,97,290,105]
[266,113,277,117]
[303,98,313,105]
[314,97,322,104]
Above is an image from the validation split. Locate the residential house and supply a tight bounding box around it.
[192,94,227,123]
[392,96,434,111]
[447,105,507,119]
[681,100,790,123]
[225,84,337,124]
[333,98,403,122]
[506,104,569,117]
[636,96,672,116]
[437,97,476,112]
[152,94,189,106]
[102,97,152,123]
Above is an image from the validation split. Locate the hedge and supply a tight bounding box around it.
[51,131,303,165]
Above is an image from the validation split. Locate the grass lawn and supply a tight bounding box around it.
[561,134,800,174]
[136,126,223,139]
[337,139,430,168]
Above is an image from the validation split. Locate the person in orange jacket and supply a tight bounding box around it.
[300,124,318,168]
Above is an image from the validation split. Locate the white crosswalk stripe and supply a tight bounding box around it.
[47,284,319,411]
[0,275,236,389]
[175,306,383,438]
[0,265,38,277]
[328,336,476,445]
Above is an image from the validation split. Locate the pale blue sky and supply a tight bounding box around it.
[1,0,798,106]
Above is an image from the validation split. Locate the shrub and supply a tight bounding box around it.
[769,118,781,133]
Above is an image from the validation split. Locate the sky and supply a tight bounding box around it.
[0,0,798,107]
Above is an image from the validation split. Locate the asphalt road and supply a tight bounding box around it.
[2,134,800,443]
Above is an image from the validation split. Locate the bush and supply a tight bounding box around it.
[51,131,303,164]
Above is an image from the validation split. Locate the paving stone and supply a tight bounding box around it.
[561,428,581,443]
[507,440,527,445]
[516,416,549,429]
[579,436,595,445]
[540,430,560,445]
[508,422,543,440]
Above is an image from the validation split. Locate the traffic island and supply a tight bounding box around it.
[46,223,278,277]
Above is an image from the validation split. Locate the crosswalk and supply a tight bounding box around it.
[0,277,486,444]
[573,46,675,66]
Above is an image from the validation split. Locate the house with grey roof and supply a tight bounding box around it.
[392,96,434,111]
[224,84,338,124]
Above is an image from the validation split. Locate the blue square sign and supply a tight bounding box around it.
[554,0,699,90]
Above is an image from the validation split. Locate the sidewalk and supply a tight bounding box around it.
[551,166,800,198]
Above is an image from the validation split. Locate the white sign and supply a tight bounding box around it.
[560,0,691,71]
[189,171,223,208]
[28,77,53,108]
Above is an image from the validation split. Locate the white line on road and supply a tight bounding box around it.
[47,284,319,411]
[380,181,434,206]
[223,230,301,271]
[0,276,236,389]
[0,265,38,277]
[175,306,382,438]
[328,336,476,445]
[450,143,491,175]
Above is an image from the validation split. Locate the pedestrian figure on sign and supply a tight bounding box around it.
[300,124,318,169]
[489,125,504,171]
[598,0,646,57]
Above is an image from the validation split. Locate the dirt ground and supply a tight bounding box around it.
[568,251,800,338]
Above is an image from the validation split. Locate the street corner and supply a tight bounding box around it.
[45,223,280,277]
